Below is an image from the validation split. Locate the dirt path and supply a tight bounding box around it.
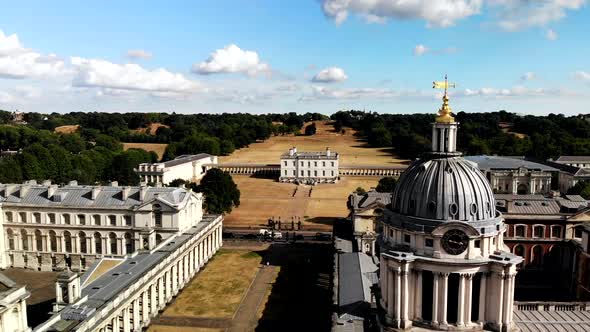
[228,265,278,332]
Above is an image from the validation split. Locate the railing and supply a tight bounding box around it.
[514,301,590,311]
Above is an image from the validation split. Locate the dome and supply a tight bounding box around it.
[392,156,496,222]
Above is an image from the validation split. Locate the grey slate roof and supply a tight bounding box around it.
[514,309,590,332]
[465,155,557,172]
[349,190,391,212]
[495,194,589,215]
[161,153,213,168]
[556,156,590,163]
[0,183,189,210]
[338,252,377,308]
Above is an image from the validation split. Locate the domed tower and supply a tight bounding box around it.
[379,77,522,332]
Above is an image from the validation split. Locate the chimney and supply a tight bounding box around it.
[25,179,37,185]
[91,187,101,200]
[293,147,297,154]
[68,180,78,186]
[42,180,52,186]
[110,181,118,187]
[121,187,131,200]
[326,147,331,157]
[289,147,294,156]
[47,185,58,199]
[4,184,17,197]
[19,184,30,198]
[139,185,148,201]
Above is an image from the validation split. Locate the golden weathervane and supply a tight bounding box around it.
[433,74,456,123]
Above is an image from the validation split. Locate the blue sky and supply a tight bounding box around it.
[0,0,589,115]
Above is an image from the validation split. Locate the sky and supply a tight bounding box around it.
[0,0,589,115]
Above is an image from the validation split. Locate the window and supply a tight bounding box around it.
[79,232,87,253]
[389,229,394,238]
[301,170,304,176]
[474,240,481,248]
[284,161,287,166]
[551,226,562,238]
[301,162,304,167]
[515,225,525,237]
[331,162,335,167]
[93,215,100,226]
[425,238,434,247]
[78,214,86,225]
[109,233,117,255]
[124,216,132,226]
[293,161,296,166]
[314,161,317,167]
[331,170,334,176]
[575,226,583,239]
[19,212,27,223]
[308,161,310,167]
[323,170,325,176]
[533,226,544,238]
[64,232,72,253]
[33,213,41,223]
[293,170,296,176]
[108,215,116,226]
[7,229,14,250]
[284,170,287,176]
[21,230,28,251]
[125,232,134,253]
[94,232,102,254]
[307,170,311,176]
[48,213,56,224]
[49,231,57,251]
[63,214,71,225]
[4,212,12,223]
[35,230,42,251]
[403,234,411,243]
[314,170,317,176]
[322,161,326,167]
[153,204,162,227]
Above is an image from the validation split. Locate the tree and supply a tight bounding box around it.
[567,181,590,199]
[376,177,397,193]
[304,123,317,136]
[194,168,240,214]
[355,187,367,195]
[168,178,189,188]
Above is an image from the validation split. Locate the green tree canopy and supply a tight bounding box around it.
[193,168,240,214]
[376,177,397,193]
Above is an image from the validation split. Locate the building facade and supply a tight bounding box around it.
[0,180,204,271]
[279,147,339,184]
[135,154,218,185]
[379,92,521,331]
[464,155,555,195]
[0,273,30,332]
[553,156,590,169]
[348,190,391,255]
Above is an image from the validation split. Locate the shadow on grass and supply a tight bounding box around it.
[305,216,337,226]
[256,243,333,332]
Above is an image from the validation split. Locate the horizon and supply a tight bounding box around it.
[0,1,589,115]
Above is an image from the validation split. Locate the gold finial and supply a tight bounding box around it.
[432,74,456,123]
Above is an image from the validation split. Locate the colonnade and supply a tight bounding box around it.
[381,264,517,331]
[89,222,223,332]
[214,163,407,178]
[338,166,405,177]
[217,165,280,176]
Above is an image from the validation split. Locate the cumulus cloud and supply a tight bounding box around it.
[414,44,428,56]
[193,44,270,76]
[460,85,568,98]
[0,30,67,79]
[71,57,200,93]
[320,0,483,27]
[312,67,348,83]
[546,28,558,40]
[520,72,536,81]
[574,71,590,81]
[490,0,585,31]
[127,49,152,59]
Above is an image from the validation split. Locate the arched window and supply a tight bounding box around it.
[63,214,71,225]
[33,213,41,223]
[21,229,28,251]
[531,245,544,267]
[94,232,102,254]
[109,233,117,255]
[92,215,101,226]
[153,204,162,228]
[517,183,528,195]
[19,212,27,223]
[49,231,57,252]
[125,233,134,254]
[6,229,15,250]
[64,231,72,253]
[35,230,42,251]
[514,225,526,237]
[533,225,544,238]
[79,232,87,253]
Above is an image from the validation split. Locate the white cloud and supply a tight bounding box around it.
[490,0,585,31]
[127,49,152,59]
[574,71,590,81]
[546,29,558,40]
[460,85,568,98]
[414,44,429,56]
[71,57,200,93]
[0,30,67,79]
[320,0,483,27]
[193,44,270,76]
[300,85,433,101]
[312,67,348,83]
[520,72,536,81]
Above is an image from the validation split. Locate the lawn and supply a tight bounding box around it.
[159,249,263,319]
[122,142,168,160]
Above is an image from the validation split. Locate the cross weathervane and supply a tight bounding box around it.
[432,74,456,96]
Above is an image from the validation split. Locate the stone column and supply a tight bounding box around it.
[158,277,165,309]
[465,274,474,325]
[165,271,172,301]
[495,272,505,328]
[394,268,401,326]
[387,267,394,322]
[457,274,466,327]
[401,269,410,327]
[502,274,512,327]
[432,273,439,325]
[132,298,140,330]
[414,270,422,320]
[122,306,130,332]
[150,284,157,314]
[141,291,149,322]
[478,273,487,324]
[380,263,387,308]
[439,273,449,326]
[111,315,120,332]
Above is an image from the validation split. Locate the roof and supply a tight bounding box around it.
[540,160,590,177]
[349,190,391,212]
[556,156,590,163]
[514,309,590,332]
[0,183,190,210]
[338,252,377,308]
[465,155,557,172]
[495,194,589,215]
[160,153,214,168]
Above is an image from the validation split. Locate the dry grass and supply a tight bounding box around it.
[132,122,170,136]
[220,120,405,166]
[160,249,262,319]
[2,268,59,305]
[122,142,168,160]
[84,259,122,286]
[224,175,380,230]
[147,326,223,332]
[54,124,80,134]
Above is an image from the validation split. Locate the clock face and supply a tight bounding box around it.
[441,229,469,255]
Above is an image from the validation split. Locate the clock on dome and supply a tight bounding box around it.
[441,229,469,255]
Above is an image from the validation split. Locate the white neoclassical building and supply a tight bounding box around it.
[135,153,218,185]
[379,92,522,331]
[0,273,30,332]
[279,147,339,184]
[0,180,205,271]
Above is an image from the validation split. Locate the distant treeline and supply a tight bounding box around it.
[331,110,590,160]
[0,110,327,185]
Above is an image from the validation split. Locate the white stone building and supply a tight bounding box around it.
[379,93,521,331]
[279,147,339,184]
[348,190,391,255]
[0,180,204,271]
[465,155,556,195]
[0,273,30,332]
[553,156,590,169]
[135,154,217,185]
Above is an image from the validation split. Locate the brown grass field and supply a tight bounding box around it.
[54,124,80,134]
[220,120,405,165]
[131,122,170,136]
[158,249,262,319]
[122,142,168,160]
[147,326,223,332]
